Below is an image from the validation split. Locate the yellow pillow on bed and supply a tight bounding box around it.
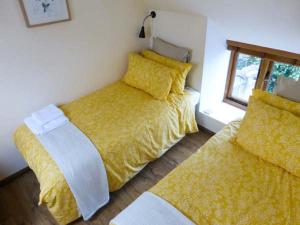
[123,53,176,100]
[142,50,192,94]
[252,89,300,117]
[236,96,300,177]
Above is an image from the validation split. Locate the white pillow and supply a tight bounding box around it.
[152,37,192,63]
[274,76,300,102]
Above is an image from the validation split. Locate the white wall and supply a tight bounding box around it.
[149,10,207,92]
[142,0,300,53]
[0,0,148,180]
[200,20,230,112]
[196,19,233,132]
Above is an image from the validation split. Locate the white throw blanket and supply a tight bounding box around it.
[110,192,195,225]
[37,122,110,220]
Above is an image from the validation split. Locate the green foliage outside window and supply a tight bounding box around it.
[267,62,300,92]
[236,54,261,70]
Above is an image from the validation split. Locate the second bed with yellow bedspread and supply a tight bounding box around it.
[150,121,300,225]
[14,81,198,225]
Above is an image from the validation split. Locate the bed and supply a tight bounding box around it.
[111,89,300,225]
[149,120,300,224]
[14,80,198,224]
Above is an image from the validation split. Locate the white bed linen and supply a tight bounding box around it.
[110,192,195,225]
[24,115,69,135]
[185,87,200,106]
[37,122,109,220]
[32,104,64,125]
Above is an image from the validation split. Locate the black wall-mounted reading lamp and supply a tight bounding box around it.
[139,11,156,38]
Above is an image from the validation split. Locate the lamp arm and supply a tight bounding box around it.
[142,14,152,26]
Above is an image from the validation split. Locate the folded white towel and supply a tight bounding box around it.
[32,104,64,126]
[43,116,69,131]
[24,117,44,135]
[25,115,69,135]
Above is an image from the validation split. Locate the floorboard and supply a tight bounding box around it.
[0,129,213,225]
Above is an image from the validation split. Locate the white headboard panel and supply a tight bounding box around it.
[149,10,207,91]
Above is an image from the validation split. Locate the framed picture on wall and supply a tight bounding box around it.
[19,0,71,28]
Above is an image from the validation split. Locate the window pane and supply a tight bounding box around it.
[267,62,300,92]
[231,53,261,103]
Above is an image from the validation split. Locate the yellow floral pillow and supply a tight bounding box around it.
[252,89,300,117]
[123,53,176,100]
[142,50,192,94]
[236,96,300,177]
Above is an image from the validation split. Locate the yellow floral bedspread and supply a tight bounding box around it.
[151,121,300,225]
[14,81,198,225]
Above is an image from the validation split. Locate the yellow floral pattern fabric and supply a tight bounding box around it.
[236,97,300,177]
[14,81,198,225]
[252,89,300,117]
[123,53,175,100]
[142,50,192,94]
[151,121,300,225]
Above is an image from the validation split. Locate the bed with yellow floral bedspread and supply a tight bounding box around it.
[14,81,198,225]
[150,121,300,225]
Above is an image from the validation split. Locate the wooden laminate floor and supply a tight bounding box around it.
[0,130,213,225]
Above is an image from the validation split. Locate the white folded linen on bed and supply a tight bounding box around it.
[24,104,69,135]
[110,192,195,225]
[32,104,64,126]
[37,122,109,220]
[24,115,69,135]
[43,115,69,130]
[24,116,45,135]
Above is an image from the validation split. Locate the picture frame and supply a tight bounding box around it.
[19,0,71,28]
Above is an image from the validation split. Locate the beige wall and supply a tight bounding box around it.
[0,0,148,180]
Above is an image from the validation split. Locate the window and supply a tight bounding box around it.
[224,40,300,109]
[228,53,261,104]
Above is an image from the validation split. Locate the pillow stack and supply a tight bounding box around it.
[235,89,300,177]
[123,50,192,100]
[142,50,192,95]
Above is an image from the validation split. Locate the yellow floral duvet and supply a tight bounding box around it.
[14,81,198,225]
[150,121,300,225]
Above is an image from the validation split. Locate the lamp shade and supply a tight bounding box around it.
[139,26,145,38]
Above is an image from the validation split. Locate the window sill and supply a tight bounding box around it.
[223,98,247,110]
[198,102,246,133]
